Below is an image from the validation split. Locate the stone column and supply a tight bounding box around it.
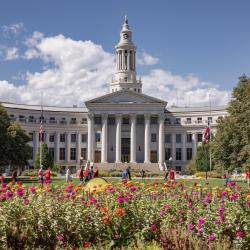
[158,114,165,163]
[46,132,50,146]
[87,114,94,162]
[171,133,176,163]
[144,114,151,163]
[66,132,71,162]
[77,132,81,163]
[192,133,197,156]
[130,114,136,163]
[101,114,108,163]
[182,133,186,163]
[55,132,60,162]
[122,50,124,71]
[33,131,38,160]
[115,114,122,163]
[127,51,130,71]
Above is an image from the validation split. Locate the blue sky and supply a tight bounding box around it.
[0,0,249,107]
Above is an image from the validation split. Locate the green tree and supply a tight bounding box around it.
[195,142,211,172]
[212,75,250,172]
[0,104,31,168]
[34,143,53,169]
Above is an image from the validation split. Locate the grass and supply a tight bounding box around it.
[2,176,249,189]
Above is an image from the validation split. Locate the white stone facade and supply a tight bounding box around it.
[0,17,228,172]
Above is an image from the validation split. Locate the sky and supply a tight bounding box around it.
[0,0,250,107]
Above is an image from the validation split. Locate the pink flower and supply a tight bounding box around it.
[204,196,212,203]
[23,197,29,205]
[188,202,193,208]
[90,197,97,204]
[150,224,157,233]
[246,200,250,206]
[229,181,236,187]
[6,191,14,199]
[159,210,166,216]
[1,183,7,188]
[188,224,195,231]
[29,186,36,193]
[213,220,220,225]
[197,217,205,225]
[130,186,137,192]
[236,230,245,238]
[208,234,216,241]
[57,234,65,242]
[16,188,25,197]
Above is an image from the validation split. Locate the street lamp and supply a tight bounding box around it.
[80,157,83,168]
[169,156,173,170]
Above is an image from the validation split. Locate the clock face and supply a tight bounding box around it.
[123,33,129,39]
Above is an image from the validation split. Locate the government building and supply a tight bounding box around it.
[1,17,227,172]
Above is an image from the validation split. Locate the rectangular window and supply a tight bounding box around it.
[95,133,101,142]
[187,148,193,160]
[186,134,192,143]
[81,118,87,124]
[164,118,171,124]
[165,134,171,143]
[136,116,144,125]
[70,148,76,160]
[165,148,171,161]
[122,117,130,125]
[197,117,202,124]
[208,116,213,124]
[176,148,182,161]
[186,117,191,124]
[19,115,26,122]
[175,118,181,124]
[94,117,102,125]
[70,118,77,124]
[49,148,54,160]
[150,117,158,125]
[81,148,87,160]
[60,134,66,142]
[60,117,67,124]
[81,134,87,143]
[49,135,55,142]
[176,134,182,143]
[197,133,203,142]
[59,148,65,160]
[71,134,77,143]
[49,117,56,124]
[108,117,115,125]
[29,116,35,123]
[151,133,157,142]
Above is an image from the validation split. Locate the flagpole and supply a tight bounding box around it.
[40,92,43,169]
[209,94,212,172]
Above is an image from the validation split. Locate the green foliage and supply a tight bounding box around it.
[212,75,250,172]
[196,171,223,179]
[52,162,61,172]
[0,104,31,168]
[34,143,53,169]
[21,169,58,177]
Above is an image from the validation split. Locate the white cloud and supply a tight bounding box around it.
[0,33,231,107]
[4,47,19,60]
[138,51,159,65]
[2,23,25,36]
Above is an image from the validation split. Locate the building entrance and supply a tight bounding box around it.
[121,138,130,162]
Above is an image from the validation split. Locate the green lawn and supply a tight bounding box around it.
[3,176,249,189]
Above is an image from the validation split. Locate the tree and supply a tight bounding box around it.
[212,75,250,172]
[0,104,31,169]
[195,142,211,172]
[34,143,53,169]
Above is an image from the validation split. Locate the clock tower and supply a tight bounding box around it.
[110,16,142,93]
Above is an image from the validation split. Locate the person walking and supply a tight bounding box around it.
[79,166,84,182]
[164,166,169,181]
[84,166,89,183]
[126,166,131,180]
[169,168,175,180]
[88,166,94,181]
[93,167,99,178]
[246,168,250,188]
[140,168,145,182]
[45,168,52,183]
[11,169,17,183]
[65,167,71,183]
[38,166,44,186]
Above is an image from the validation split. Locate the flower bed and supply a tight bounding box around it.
[0,180,249,249]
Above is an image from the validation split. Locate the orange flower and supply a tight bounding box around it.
[115,207,126,217]
[100,206,109,213]
[30,176,35,180]
[103,215,109,224]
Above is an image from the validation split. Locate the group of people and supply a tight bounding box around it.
[37,167,52,185]
[77,165,99,183]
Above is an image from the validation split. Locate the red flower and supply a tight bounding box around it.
[84,242,92,247]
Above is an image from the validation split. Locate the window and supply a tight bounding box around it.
[164,118,171,124]
[81,118,87,124]
[165,148,171,161]
[29,116,35,123]
[81,148,87,160]
[60,134,66,142]
[151,133,157,142]
[197,117,202,124]
[49,135,55,142]
[134,88,136,92]
[136,116,144,125]
[108,117,115,125]
[59,148,65,160]
[176,134,182,143]
[187,148,193,160]
[39,116,45,123]
[186,118,191,124]
[186,134,192,143]
[29,132,34,141]
[95,133,101,142]
[49,148,54,160]
[122,117,130,125]
[150,117,158,125]
[71,134,77,143]
[60,117,67,124]
[70,148,76,161]
[94,117,102,125]
[175,118,181,124]
[70,118,77,124]
[165,134,171,143]
[81,134,87,143]
[208,117,213,124]
[19,115,26,122]
[176,148,182,160]
[175,166,182,172]
[49,117,56,124]
[197,133,203,142]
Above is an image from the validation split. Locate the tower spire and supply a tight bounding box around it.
[109,17,142,93]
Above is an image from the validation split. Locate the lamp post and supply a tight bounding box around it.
[169,156,173,170]
[80,157,83,168]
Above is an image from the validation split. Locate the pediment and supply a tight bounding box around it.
[85,90,167,105]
